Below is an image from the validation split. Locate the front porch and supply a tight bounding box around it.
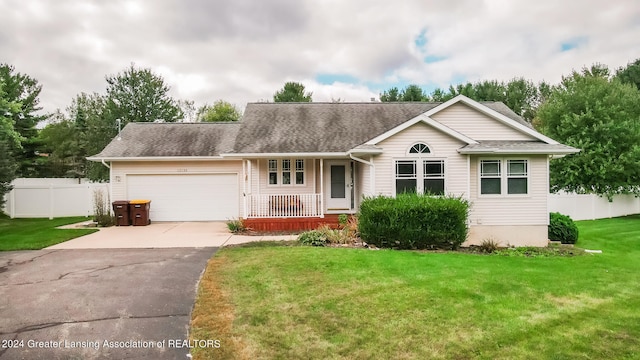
[239,156,369,231]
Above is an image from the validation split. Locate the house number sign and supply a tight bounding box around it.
[177,168,188,172]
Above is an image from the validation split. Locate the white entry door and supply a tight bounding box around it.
[325,160,352,212]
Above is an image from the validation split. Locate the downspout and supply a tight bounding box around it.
[99,159,112,214]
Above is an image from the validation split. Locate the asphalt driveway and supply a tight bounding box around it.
[0,247,217,360]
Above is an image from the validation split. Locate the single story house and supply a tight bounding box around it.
[88,95,579,246]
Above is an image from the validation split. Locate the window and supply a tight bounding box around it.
[295,159,304,185]
[268,160,278,185]
[282,159,291,185]
[396,159,445,195]
[424,160,445,195]
[395,160,417,194]
[409,143,431,154]
[507,160,528,194]
[267,159,304,186]
[480,159,528,195]
[480,160,501,194]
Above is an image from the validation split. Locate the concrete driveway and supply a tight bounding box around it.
[0,248,217,360]
[48,221,297,249]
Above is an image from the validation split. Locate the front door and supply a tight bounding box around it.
[325,160,352,212]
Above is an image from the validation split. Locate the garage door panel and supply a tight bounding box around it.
[127,174,238,221]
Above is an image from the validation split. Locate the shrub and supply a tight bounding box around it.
[93,190,115,227]
[478,238,500,253]
[337,214,349,227]
[226,218,246,233]
[298,230,327,247]
[548,212,579,244]
[358,193,470,250]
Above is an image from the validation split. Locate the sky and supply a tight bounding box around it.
[2,0,639,119]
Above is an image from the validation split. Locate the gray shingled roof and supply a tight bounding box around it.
[231,101,530,154]
[91,101,540,158]
[91,122,240,158]
[459,141,579,154]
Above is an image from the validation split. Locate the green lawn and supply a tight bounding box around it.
[191,215,640,360]
[0,216,97,251]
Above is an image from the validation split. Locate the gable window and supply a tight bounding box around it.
[480,159,528,195]
[267,159,305,186]
[424,160,445,195]
[409,143,431,154]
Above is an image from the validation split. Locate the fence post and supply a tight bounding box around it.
[9,188,15,218]
[49,184,54,220]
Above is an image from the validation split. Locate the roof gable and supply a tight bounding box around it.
[426,95,558,144]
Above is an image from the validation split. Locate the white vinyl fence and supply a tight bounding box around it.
[3,178,109,219]
[548,192,640,221]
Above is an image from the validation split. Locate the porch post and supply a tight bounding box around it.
[242,160,247,218]
[319,159,324,218]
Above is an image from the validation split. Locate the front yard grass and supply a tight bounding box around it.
[0,216,97,251]
[190,215,640,359]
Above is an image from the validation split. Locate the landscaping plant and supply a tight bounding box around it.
[548,212,579,244]
[358,193,469,249]
[92,189,114,227]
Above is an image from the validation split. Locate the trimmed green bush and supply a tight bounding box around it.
[548,212,579,244]
[358,193,470,250]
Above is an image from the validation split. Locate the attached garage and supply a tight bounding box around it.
[126,173,239,221]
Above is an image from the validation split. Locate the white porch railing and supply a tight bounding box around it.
[245,194,323,218]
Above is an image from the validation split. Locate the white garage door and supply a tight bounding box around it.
[126,174,239,221]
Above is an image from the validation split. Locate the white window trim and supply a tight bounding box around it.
[478,158,530,197]
[266,158,306,187]
[393,158,447,196]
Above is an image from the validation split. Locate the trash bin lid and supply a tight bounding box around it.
[112,200,129,205]
[129,199,151,204]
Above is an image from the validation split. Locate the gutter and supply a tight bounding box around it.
[349,154,373,166]
[101,159,111,169]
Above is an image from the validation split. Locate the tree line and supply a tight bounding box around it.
[1,59,640,210]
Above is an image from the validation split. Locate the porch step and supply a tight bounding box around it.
[243,215,342,232]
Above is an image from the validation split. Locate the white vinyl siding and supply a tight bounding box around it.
[110,160,244,218]
[470,155,549,226]
[374,122,468,197]
[430,103,536,141]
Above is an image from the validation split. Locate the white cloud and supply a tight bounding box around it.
[1,0,639,116]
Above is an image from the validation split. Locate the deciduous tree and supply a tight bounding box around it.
[536,65,640,199]
[196,100,241,122]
